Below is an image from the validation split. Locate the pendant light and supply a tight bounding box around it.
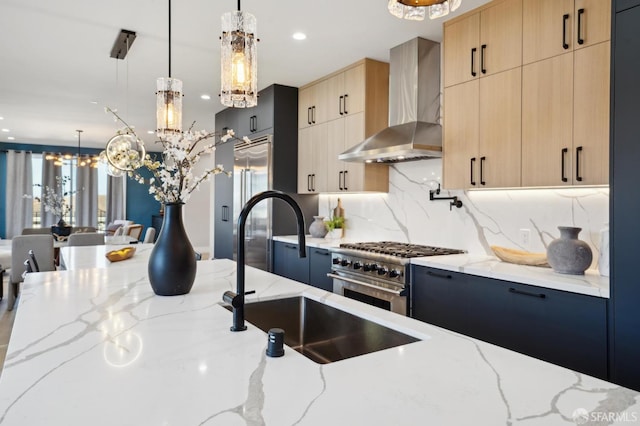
[157,0,183,136]
[220,0,258,108]
[388,0,461,20]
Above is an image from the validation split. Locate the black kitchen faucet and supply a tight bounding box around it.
[223,190,306,331]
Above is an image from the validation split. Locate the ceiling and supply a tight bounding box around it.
[0,0,489,149]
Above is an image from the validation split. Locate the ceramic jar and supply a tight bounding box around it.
[546,226,593,275]
[309,216,328,238]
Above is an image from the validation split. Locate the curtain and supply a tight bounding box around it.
[106,174,125,225]
[75,159,98,227]
[5,151,33,238]
[40,152,62,226]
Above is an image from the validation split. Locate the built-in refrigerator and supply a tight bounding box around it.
[230,135,317,272]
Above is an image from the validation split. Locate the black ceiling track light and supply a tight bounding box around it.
[110,29,137,60]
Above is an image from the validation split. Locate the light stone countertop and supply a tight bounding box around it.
[59,243,155,271]
[273,234,344,249]
[0,258,636,425]
[274,235,610,298]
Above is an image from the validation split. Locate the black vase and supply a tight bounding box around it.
[148,203,197,296]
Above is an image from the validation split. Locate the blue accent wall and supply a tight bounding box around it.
[126,166,161,236]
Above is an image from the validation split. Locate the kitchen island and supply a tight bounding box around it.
[0,259,636,425]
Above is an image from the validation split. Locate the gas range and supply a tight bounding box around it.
[329,241,465,316]
[331,241,465,283]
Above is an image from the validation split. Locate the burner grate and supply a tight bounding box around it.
[339,241,465,258]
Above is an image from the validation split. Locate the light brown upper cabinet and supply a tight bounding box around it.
[298,124,328,194]
[298,79,329,129]
[523,0,611,65]
[298,59,390,194]
[522,42,610,186]
[443,0,522,88]
[444,68,521,189]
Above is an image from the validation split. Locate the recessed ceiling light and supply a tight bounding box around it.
[147,130,154,134]
[7,136,15,140]
[1,128,9,132]
[90,101,98,105]
[292,32,307,40]
[0,116,4,120]
[200,94,211,100]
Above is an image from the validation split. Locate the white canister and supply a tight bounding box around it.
[598,226,609,277]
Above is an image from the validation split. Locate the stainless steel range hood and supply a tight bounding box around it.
[339,37,442,163]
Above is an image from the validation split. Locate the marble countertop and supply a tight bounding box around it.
[412,254,610,298]
[0,258,636,425]
[60,243,154,271]
[273,236,610,298]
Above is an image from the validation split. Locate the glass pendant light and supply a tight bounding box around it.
[156,0,183,136]
[387,0,461,21]
[220,0,258,108]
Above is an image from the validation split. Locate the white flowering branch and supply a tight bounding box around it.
[105,107,247,203]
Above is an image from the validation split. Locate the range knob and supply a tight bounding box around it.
[389,269,401,278]
[363,264,372,272]
[377,267,388,276]
[370,264,379,271]
[341,259,351,267]
[353,262,362,270]
[332,257,341,265]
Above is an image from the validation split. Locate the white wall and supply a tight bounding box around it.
[184,152,213,253]
[319,159,608,268]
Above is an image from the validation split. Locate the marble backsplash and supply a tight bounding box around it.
[318,159,609,270]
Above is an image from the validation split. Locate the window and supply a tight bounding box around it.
[30,154,108,230]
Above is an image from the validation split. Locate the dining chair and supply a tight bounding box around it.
[126,224,144,241]
[143,227,156,244]
[113,226,125,236]
[28,249,40,272]
[67,232,105,247]
[9,235,55,310]
[21,227,51,235]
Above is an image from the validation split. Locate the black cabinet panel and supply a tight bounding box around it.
[272,241,309,284]
[309,248,333,292]
[611,2,640,390]
[213,139,234,260]
[412,265,608,379]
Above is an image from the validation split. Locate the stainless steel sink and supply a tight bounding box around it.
[224,296,420,364]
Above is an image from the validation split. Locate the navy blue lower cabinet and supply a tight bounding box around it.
[411,265,608,379]
[272,241,309,284]
[309,248,333,292]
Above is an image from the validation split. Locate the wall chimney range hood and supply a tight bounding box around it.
[339,38,442,163]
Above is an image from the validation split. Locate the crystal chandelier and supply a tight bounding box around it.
[388,0,461,20]
[220,0,258,108]
[157,0,183,136]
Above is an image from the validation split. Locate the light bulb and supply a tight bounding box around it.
[232,51,249,87]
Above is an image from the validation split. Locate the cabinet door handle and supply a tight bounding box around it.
[343,170,348,191]
[307,107,311,125]
[562,14,570,49]
[222,205,229,222]
[338,171,344,190]
[314,249,329,256]
[284,244,298,250]
[470,157,476,186]
[343,94,349,114]
[312,174,316,192]
[480,44,487,74]
[577,8,585,45]
[480,156,486,186]
[253,115,257,132]
[339,95,344,115]
[312,106,316,124]
[471,47,477,77]
[509,287,546,299]
[576,146,583,182]
[307,174,312,192]
[427,270,453,279]
[561,148,568,182]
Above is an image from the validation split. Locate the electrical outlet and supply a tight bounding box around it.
[519,228,531,249]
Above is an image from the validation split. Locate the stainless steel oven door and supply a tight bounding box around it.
[328,272,408,316]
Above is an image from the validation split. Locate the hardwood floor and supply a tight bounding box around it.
[0,281,17,373]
